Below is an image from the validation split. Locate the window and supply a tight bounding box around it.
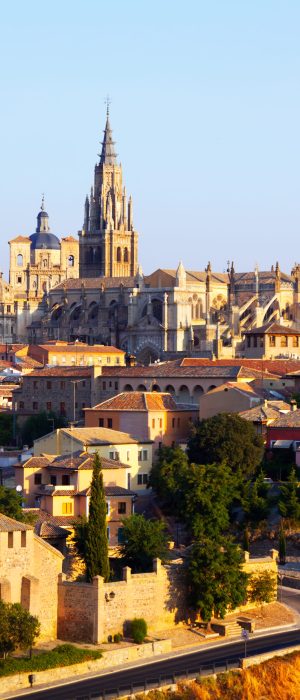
[281,335,288,348]
[47,381,52,389]
[43,259,48,268]
[60,380,65,390]
[118,502,126,514]
[103,381,106,390]
[60,402,66,415]
[106,501,110,515]
[152,419,155,429]
[115,381,119,390]
[62,474,70,486]
[99,418,104,427]
[17,253,23,266]
[172,418,175,428]
[127,450,130,461]
[109,451,120,461]
[34,473,42,485]
[62,502,73,514]
[19,401,24,409]
[293,336,299,348]
[159,418,162,429]
[46,401,52,411]
[7,305,11,313]
[137,473,148,485]
[269,335,276,347]
[82,381,86,387]
[116,358,120,365]
[118,527,125,544]
[107,418,113,429]
[33,381,38,389]
[107,526,110,542]
[68,255,75,267]
[107,357,111,364]
[117,247,121,262]
[8,532,13,548]
[21,531,26,547]
[17,276,22,284]
[177,418,180,427]
[33,401,38,410]
[124,247,129,263]
[50,475,57,486]
[109,381,112,387]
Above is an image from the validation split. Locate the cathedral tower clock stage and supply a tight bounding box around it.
[79,106,139,279]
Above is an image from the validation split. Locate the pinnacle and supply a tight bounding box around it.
[99,113,117,165]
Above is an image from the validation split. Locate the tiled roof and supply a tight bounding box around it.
[268,409,300,428]
[91,391,180,412]
[0,512,32,531]
[244,322,300,335]
[205,381,259,396]
[180,358,292,377]
[79,485,136,497]
[239,401,291,422]
[61,236,77,242]
[18,456,53,469]
[35,522,71,538]
[61,427,139,445]
[34,344,123,354]
[43,452,129,470]
[9,236,31,243]
[31,509,77,527]
[53,276,136,290]
[25,366,92,378]
[101,364,253,379]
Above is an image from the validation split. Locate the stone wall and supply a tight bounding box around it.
[57,558,187,643]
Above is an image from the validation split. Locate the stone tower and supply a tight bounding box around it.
[78,108,139,278]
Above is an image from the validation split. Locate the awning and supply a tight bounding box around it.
[272,440,294,448]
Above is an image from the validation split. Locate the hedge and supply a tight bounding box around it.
[0,644,102,677]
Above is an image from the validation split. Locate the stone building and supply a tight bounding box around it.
[0,512,63,639]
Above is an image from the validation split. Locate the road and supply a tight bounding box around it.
[280,585,300,615]
[6,628,300,700]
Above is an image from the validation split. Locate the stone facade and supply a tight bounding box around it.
[0,514,63,639]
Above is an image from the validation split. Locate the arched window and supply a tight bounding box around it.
[68,255,74,267]
[117,247,121,262]
[124,247,129,263]
[43,259,48,268]
[17,254,23,267]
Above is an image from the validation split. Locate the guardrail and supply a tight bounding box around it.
[75,658,241,700]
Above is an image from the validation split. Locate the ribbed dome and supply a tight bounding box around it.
[30,232,60,250]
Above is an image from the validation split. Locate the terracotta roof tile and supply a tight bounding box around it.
[61,427,139,445]
[244,322,300,335]
[91,391,180,412]
[26,366,92,378]
[268,409,300,428]
[239,401,291,422]
[0,513,32,531]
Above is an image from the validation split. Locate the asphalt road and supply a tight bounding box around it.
[280,585,300,614]
[7,628,300,700]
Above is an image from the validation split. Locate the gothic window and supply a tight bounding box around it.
[124,247,129,263]
[117,247,122,262]
[17,276,22,284]
[17,254,23,266]
[94,247,101,264]
[152,299,163,323]
[68,255,75,267]
[43,259,48,268]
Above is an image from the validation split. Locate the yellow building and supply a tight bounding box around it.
[26,341,126,367]
[33,426,153,492]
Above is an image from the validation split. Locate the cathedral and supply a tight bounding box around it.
[2,109,300,360]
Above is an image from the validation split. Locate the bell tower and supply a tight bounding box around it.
[79,106,139,278]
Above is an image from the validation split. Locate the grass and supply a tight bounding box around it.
[134,651,300,700]
[0,643,102,677]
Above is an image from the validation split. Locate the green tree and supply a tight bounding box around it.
[85,453,110,582]
[0,414,14,446]
[243,471,270,525]
[21,411,67,447]
[279,467,300,521]
[279,524,286,565]
[188,537,248,622]
[185,461,235,539]
[120,514,168,572]
[249,571,277,608]
[0,485,23,521]
[73,515,88,560]
[0,601,40,659]
[243,527,250,552]
[149,446,190,516]
[187,414,264,480]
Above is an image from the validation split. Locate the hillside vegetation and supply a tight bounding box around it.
[136,651,300,700]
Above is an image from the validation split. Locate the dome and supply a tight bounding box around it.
[29,232,60,250]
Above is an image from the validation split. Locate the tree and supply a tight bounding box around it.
[0,601,40,659]
[279,524,286,565]
[85,452,110,582]
[120,514,168,572]
[243,527,250,552]
[249,571,277,609]
[73,515,88,560]
[188,537,248,622]
[184,461,235,539]
[0,485,23,521]
[0,413,14,447]
[279,467,300,521]
[243,471,270,526]
[148,446,190,516]
[187,414,264,480]
[21,411,67,447]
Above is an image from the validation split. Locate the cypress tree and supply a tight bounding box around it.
[85,452,110,582]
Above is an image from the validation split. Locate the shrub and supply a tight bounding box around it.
[113,633,122,643]
[131,618,147,644]
[0,644,102,677]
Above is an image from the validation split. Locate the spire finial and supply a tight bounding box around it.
[105,94,111,118]
[41,193,45,211]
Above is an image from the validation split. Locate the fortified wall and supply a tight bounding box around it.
[57,558,187,643]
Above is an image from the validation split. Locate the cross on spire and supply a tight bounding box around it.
[41,193,45,211]
[104,94,111,117]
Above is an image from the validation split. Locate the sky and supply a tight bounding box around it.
[1,0,300,278]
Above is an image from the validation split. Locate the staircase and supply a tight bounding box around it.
[211,618,242,637]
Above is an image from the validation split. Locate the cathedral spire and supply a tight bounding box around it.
[99,107,117,165]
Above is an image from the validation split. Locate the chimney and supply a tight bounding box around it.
[290,400,297,412]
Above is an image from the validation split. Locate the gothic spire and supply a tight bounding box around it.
[99,106,117,165]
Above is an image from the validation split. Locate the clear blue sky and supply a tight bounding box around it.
[1,0,300,277]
